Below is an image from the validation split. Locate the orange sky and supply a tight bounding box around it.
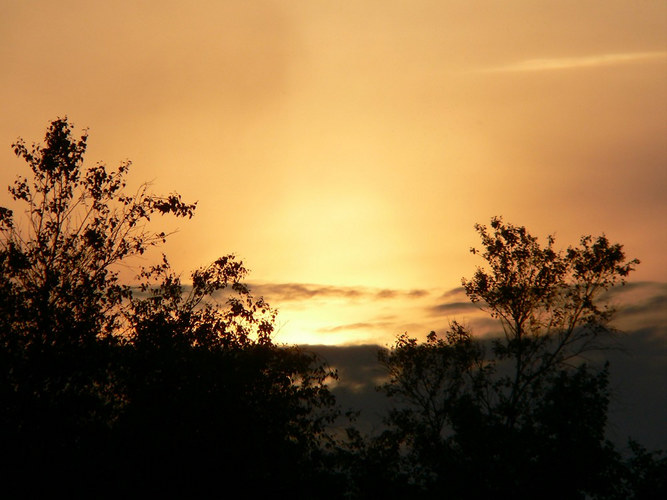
[2,1,666,344]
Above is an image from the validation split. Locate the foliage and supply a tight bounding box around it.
[376,217,645,498]
[0,118,340,497]
[462,217,638,429]
[614,441,667,499]
[0,118,195,345]
[2,120,661,498]
[117,255,340,495]
[0,118,196,488]
[378,325,488,445]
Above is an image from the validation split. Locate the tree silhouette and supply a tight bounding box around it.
[0,118,195,492]
[0,118,340,497]
[0,118,195,343]
[462,217,638,431]
[2,120,663,498]
[114,256,340,496]
[376,217,644,498]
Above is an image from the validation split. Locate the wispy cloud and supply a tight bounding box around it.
[255,280,666,346]
[439,287,467,299]
[249,283,362,301]
[249,282,430,303]
[428,301,480,316]
[481,51,667,73]
[318,321,394,334]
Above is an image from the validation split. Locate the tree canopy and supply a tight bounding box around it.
[0,118,341,497]
[1,120,663,499]
[375,218,664,499]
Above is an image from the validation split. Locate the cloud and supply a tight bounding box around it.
[249,282,430,303]
[439,287,467,299]
[255,280,665,347]
[249,283,363,301]
[429,301,479,316]
[407,289,430,298]
[600,282,667,336]
[305,345,391,424]
[618,293,667,317]
[318,322,393,334]
[481,51,667,73]
[305,324,667,448]
[375,289,397,299]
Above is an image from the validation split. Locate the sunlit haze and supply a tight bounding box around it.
[2,1,665,345]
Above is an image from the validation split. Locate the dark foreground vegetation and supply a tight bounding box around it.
[1,119,665,498]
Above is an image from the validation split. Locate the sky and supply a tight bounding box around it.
[1,0,666,346]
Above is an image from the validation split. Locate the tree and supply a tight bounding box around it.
[379,328,485,456]
[0,118,341,497]
[462,217,638,430]
[0,117,196,343]
[376,217,641,498]
[0,118,196,484]
[115,256,340,496]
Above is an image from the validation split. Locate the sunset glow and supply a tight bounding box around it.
[2,0,665,345]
